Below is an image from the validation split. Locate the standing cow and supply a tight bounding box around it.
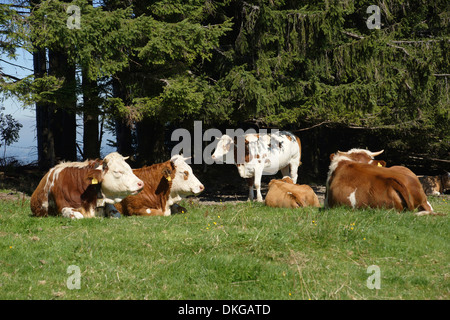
[211,131,302,202]
[115,155,204,216]
[325,148,440,215]
[30,152,144,219]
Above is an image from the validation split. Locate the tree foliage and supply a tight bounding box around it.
[1,0,449,169]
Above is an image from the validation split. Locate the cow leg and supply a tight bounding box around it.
[289,159,300,184]
[254,169,264,202]
[61,207,84,219]
[105,203,121,218]
[415,201,443,216]
[246,178,254,201]
[280,166,290,178]
[134,208,165,216]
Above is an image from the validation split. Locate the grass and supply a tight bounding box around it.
[0,193,449,300]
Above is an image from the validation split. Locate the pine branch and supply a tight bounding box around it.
[391,39,449,44]
[341,30,364,40]
[386,42,411,57]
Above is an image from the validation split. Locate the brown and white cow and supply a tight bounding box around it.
[265,177,320,208]
[325,148,440,215]
[418,173,450,195]
[30,152,144,219]
[211,131,302,202]
[115,155,204,216]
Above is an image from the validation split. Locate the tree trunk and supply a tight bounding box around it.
[48,50,77,163]
[82,69,100,160]
[33,49,55,170]
[112,77,134,157]
[135,117,166,166]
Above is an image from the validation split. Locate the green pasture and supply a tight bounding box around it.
[0,193,448,300]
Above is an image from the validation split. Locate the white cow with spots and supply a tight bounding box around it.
[212,131,302,202]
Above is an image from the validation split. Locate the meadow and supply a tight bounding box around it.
[0,192,448,300]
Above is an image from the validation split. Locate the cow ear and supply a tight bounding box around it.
[86,169,103,185]
[282,177,294,184]
[162,167,173,182]
[377,160,387,167]
[330,153,335,161]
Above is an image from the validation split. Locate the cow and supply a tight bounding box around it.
[30,152,144,219]
[325,148,441,216]
[211,131,302,202]
[418,173,450,195]
[265,177,320,208]
[115,155,204,216]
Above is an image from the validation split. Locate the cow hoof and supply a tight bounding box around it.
[70,212,84,219]
[170,204,187,214]
[110,211,121,219]
[62,208,84,219]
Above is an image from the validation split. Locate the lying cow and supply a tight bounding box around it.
[325,148,440,215]
[30,152,144,219]
[115,155,204,216]
[212,131,302,202]
[265,177,320,208]
[418,173,450,195]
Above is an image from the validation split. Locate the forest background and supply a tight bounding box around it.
[1,0,449,182]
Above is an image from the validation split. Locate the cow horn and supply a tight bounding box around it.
[123,156,129,160]
[369,150,384,157]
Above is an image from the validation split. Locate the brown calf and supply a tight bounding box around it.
[265,177,320,208]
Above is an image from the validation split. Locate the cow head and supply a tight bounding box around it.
[92,152,144,203]
[170,154,205,196]
[330,149,385,166]
[281,176,294,184]
[327,148,386,182]
[211,134,234,161]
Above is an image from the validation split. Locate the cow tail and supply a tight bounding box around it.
[286,192,305,207]
[389,178,415,211]
[295,136,302,166]
[416,201,446,216]
[389,178,446,216]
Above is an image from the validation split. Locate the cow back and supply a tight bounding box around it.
[30,160,103,217]
[115,161,176,216]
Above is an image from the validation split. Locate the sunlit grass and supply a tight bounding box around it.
[0,195,448,299]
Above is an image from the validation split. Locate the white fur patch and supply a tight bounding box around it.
[427,201,434,212]
[327,154,351,182]
[347,189,357,208]
[61,207,84,219]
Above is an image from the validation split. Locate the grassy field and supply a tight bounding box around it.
[0,192,449,300]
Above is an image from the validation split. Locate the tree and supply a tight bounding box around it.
[0,106,22,164]
[2,0,448,176]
